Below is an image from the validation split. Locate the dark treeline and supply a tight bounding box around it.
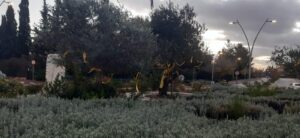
[0,0,31,77]
[0,0,30,59]
[31,0,212,80]
[214,40,250,81]
[0,0,252,81]
[270,46,300,79]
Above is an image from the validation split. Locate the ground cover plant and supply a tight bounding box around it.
[1,89,300,137]
[0,79,42,98]
[246,82,279,97]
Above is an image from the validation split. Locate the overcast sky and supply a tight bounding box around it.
[1,0,300,69]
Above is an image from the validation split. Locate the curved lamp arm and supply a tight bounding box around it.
[251,19,267,56]
[230,20,251,51]
[237,21,251,52]
[251,19,275,55]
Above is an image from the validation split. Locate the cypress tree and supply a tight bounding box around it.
[41,0,49,31]
[18,0,31,56]
[0,15,6,32]
[0,15,7,58]
[150,0,154,9]
[1,5,17,59]
[30,0,51,80]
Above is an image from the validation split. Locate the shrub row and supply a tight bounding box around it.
[1,96,300,137]
[2,80,300,137]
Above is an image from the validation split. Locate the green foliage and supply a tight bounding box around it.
[116,80,135,93]
[2,95,300,137]
[192,82,203,92]
[108,73,160,94]
[43,75,117,99]
[85,83,117,99]
[3,89,300,137]
[43,77,66,97]
[0,5,18,59]
[266,66,281,82]
[215,42,249,80]
[109,79,122,91]
[227,98,258,120]
[25,85,43,95]
[18,0,31,57]
[41,0,49,31]
[227,98,246,118]
[0,79,26,98]
[203,97,262,120]
[0,57,28,77]
[30,0,51,81]
[247,82,278,97]
[0,79,41,98]
[33,0,156,76]
[284,103,300,114]
[192,81,211,92]
[0,1,31,75]
[271,46,300,78]
[151,3,209,66]
[140,71,161,92]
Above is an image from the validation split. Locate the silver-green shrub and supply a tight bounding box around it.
[0,95,300,137]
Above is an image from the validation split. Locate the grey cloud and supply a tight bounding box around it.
[113,0,300,60]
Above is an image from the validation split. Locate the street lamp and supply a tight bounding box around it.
[211,52,223,86]
[31,59,36,81]
[235,57,242,83]
[229,18,276,82]
[211,60,215,85]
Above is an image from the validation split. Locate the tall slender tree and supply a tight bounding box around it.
[0,15,6,32]
[0,16,6,36]
[150,0,154,9]
[41,0,49,31]
[0,15,7,55]
[18,0,31,57]
[31,0,53,80]
[0,5,17,59]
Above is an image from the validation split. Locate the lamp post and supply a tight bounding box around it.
[235,57,242,84]
[31,59,36,81]
[211,60,215,85]
[229,19,276,83]
[211,52,223,87]
[210,59,215,91]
